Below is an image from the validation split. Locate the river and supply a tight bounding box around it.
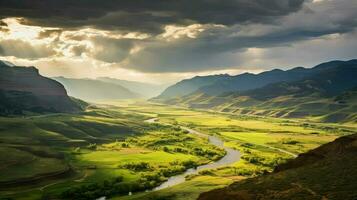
[145,118,241,191]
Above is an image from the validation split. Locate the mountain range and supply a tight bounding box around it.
[97,77,166,98]
[53,77,166,102]
[156,60,357,99]
[153,59,357,123]
[53,77,141,102]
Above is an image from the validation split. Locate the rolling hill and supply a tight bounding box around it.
[53,77,141,102]
[0,61,84,115]
[198,133,357,200]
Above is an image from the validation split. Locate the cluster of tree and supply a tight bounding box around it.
[158,165,186,177]
[138,172,167,188]
[162,146,189,154]
[86,143,97,150]
[63,159,205,199]
[61,174,165,200]
[181,160,199,168]
[118,162,152,171]
[281,138,300,145]
[191,147,225,160]
[232,167,266,176]
[156,160,199,177]
[61,177,125,200]
[242,154,287,168]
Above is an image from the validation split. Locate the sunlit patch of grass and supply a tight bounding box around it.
[77,150,198,168]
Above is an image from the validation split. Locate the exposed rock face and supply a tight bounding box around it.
[0,61,83,115]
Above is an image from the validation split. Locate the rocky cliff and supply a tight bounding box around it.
[0,61,84,115]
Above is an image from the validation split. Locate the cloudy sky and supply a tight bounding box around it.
[0,0,356,84]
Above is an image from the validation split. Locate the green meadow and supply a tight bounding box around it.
[0,101,355,200]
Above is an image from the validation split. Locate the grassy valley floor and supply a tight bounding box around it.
[0,101,355,200]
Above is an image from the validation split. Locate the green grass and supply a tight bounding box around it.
[220,131,337,154]
[77,150,198,167]
[0,101,355,200]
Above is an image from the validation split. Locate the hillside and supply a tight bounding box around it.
[154,60,357,122]
[97,77,166,98]
[198,133,357,200]
[0,61,84,115]
[0,105,144,190]
[53,77,141,102]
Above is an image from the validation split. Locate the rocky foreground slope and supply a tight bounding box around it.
[198,133,357,200]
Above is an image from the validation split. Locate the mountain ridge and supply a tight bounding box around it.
[0,61,84,115]
[152,59,357,122]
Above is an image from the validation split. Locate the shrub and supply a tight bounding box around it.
[87,143,97,150]
[61,176,124,200]
[119,162,152,171]
[281,138,300,145]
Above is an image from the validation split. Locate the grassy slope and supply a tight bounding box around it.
[198,134,357,200]
[162,91,357,124]
[0,106,145,197]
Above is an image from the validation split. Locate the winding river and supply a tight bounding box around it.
[145,118,241,191]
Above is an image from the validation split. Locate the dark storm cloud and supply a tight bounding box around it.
[0,0,305,33]
[122,0,357,72]
[0,0,356,75]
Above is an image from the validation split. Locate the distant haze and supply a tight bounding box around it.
[53,77,166,102]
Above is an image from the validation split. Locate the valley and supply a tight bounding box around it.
[0,101,354,200]
[0,0,356,198]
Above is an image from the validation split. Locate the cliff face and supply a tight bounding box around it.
[0,61,83,115]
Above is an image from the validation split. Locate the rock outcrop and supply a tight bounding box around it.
[0,61,84,115]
